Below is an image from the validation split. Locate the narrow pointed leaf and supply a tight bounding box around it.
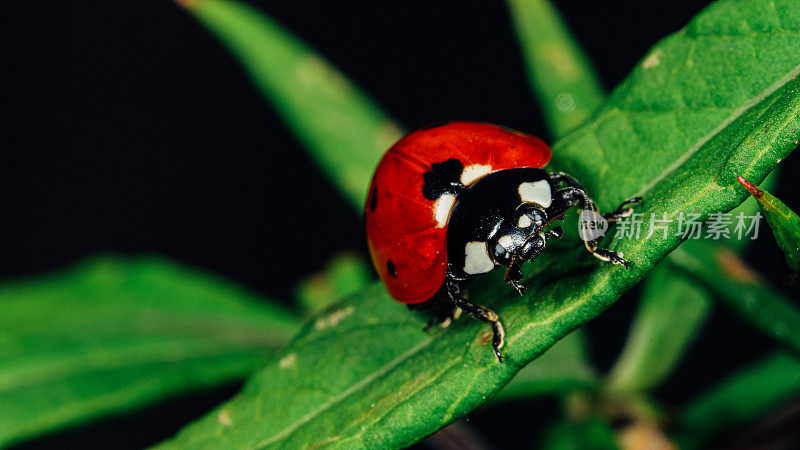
[606,264,712,393]
[507,0,606,139]
[724,170,780,252]
[160,1,800,447]
[604,170,779,394]
[738,175,800,278]
[0,256,301,447]
[669,240,800,355]
[675,352,800,449]
[178,0,403,209]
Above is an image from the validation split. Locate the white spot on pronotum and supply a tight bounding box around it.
[460,164,492,185]
[279,352,297,369]
[217,410,232,426]
[643,49,663,69]
[433,194,456,228]
[518,214,533,228]
[498,235,514,250]
[463,241,495,275]
[314,306,354,330]
[518,181,552,207]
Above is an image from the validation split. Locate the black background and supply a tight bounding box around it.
[4,0,800,448]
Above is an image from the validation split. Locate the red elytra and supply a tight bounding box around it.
[364,121,552,304]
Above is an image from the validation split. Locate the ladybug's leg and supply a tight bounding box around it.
[447,281,506,362]
[545,226,564,239]
[504,257,527,295]
[423,304,462,331]
[603,197,642,223]
[547,173,629,267]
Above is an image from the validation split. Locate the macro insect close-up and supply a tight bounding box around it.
[4,0,800,448]
[366,121,641,362]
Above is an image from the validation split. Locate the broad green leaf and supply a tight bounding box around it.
[178,0,403,209]
[549,0,800,211]
[738,175,800,279]
[606,264,712,393]
[507,0,605,139]
[675,352,800,449]
[0,256,300,448]
[608,170,781,395]
[161,1,800,447]
[509,0,718,397]
[603,170,779,394]
[669,240,800,355]
[495,329,597,400]
[540,417,618,450]
[293,253,373,317]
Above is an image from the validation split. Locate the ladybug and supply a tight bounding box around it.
[365,122,640,362]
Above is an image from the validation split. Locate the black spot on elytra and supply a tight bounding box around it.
[368,186,378,211]
[386,259,397,278]
[419,121,451,131]
[422,159,465,201]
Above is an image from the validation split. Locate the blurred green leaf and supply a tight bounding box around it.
[675,352,800,449]
[606,265,712,393]
[603,170,779,394]
[540,416,618,450]
[0,256,300,447]
[293,253,373,317]
[507,0,605,139]
[495,330,597,401]
[738,175,800,280]
[669,240,800,356]
[178,0,403,209]
[160,1,800,447]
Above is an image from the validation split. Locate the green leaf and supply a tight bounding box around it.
[723,169,780,252]
[178,0,403,209]
[548,0,800,211]
[606,264,712,393]
[508,0,718,397]
[495,329,597,400]
[603,170,779,394]
[737,175,800,279]
[540,417,618,450]
[669,239,800,356]
[160,1,800,447]
[0,256,300,448]
[675,352,800,449]
[507,0,606,139]
[293,253,373,317]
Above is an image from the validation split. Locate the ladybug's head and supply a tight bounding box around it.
[490,203,556,265]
